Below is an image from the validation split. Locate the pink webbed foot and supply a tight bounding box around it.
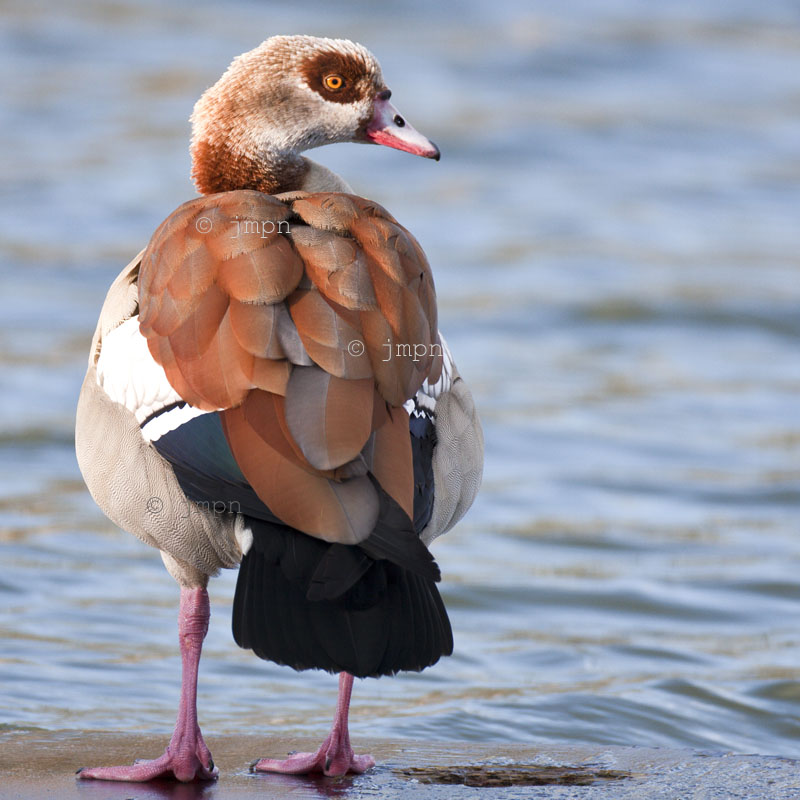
[252,672,375,778]
[77,732,217,783]
[252,730,375,777]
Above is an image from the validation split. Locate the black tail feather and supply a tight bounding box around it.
[232,518,452,678]
[308,544,373,602]
[357,475,441,583]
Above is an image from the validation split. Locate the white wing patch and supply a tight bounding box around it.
[403,332,454,417]
[96,316,210,436]
[140,403,209,443]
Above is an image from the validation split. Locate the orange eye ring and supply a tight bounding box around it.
[324,74,344,91]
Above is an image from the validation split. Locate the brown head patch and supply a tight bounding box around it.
[191,138,309,195]
[301,50,383,105]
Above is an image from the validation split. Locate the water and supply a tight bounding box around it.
[1,0,799,760]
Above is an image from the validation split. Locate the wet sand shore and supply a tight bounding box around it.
[1,729,797,799]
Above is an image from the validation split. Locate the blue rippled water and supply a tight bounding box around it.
[1,0,799,759]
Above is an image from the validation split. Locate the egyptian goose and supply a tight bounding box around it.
[75,35,482,782]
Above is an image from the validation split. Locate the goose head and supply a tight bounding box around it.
[190,35,439,195]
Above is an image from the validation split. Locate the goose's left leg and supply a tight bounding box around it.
[252,672,375,777]
[78,586,217,783]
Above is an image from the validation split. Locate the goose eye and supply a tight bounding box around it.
[324,74,344,91]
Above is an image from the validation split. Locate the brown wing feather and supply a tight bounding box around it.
[292,225,378,310]
[232,389,317,473]
[284,368,374,471]
[287,287,372,379]
[250,357,291,395]
[217,237,302,304]
[359,309,410,406]
[228,299,284,359]
[167,283,229,362]
[370,405,415,520]
[139,190,438,544]
[165,240,216,301]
